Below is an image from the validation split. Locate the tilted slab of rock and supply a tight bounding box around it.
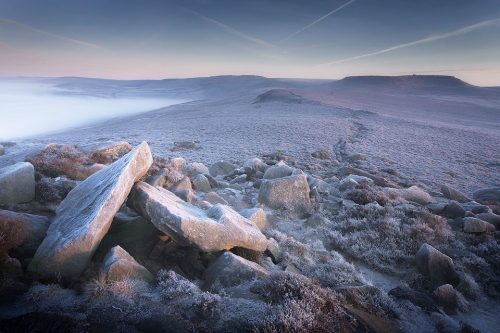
[27,142,153,280]
[416,243,459,288]
[0,162,35,205]
[101,245,153,282]
[128,182,268,252]
[463,217,495,233]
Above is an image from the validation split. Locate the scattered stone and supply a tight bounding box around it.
[258,174,312,217]
[0,210,50,260]
[311,150,331,160]
[475,212,500,229]
[0,162,35,205]
[129,182,267,252]
[86,141,132,164]
[209,161,236,177]
[100,245,153,282]
[170,157,187,171]
[204,192,229,205]
[462,202,491,214]
[188,162,209,176]
[416,243,459,287]
[265,238,281,263]
[243,158,267,176]
[239,207,268,230]
[262,161,293,180]
[203,251,268,289]
[442,201,465,218]
[171,141,200,152]
[205,174,219,188]
[147,168,183,188]
[27,142,153,281]
[463,217,495,233]
[338,166,396,187]
[230,174,247,184]
[473,187,500,203]
[191,174,211,192]
[441,185,471,203]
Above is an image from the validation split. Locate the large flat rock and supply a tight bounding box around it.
[27,142,153,281]
[0,162,35,205]
[100,245,153,282]
[128,181,267,252]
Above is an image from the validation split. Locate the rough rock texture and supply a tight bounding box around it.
[188,162,209,176]
[204,192,229,205]
[392,186,434,205]
[263,161,293,180]
[27,142,153,280]
[0,162,35,205]
[258,174,312,217]
[239,207,268,230]
[243,158,267,176]
[100,245,153,282]
[473,187,500,203]
[190,174,211,192]
[442,201,466,218]
[209,161,236,177]
[87,141,132,164]
[441,185,471,203]
[0,210,50,259]
[475,212,500,229]
[129,182,267,252]
[203,251,268,289]
[416,244,459,287]
[463,217,495,233]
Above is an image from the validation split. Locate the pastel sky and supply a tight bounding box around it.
[1,0,500,85]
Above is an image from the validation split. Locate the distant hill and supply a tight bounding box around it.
[253,89,318,105]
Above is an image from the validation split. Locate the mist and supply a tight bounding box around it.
[0,80,184,140]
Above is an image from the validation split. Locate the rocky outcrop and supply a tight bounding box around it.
[27,142,153,281]
[0,162,35,205]
[463,217,495,233]
[100,245,153,282]
[203,251,268,289]
[0,210,50,260]
[416,244,459,287]
[258,174,312,217]
[129,182,267,252]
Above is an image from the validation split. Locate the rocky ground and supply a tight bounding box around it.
[0,139,499,333]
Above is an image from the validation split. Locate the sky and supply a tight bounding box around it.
[1,0,500,85]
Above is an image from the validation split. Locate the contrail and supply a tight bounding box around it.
[0,18,101,49]
[282,0,356,42]
[317,17,500,67]
[189,10,276,49]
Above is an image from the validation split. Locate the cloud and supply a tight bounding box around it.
[317,18,500,67]
[188,10,277,49]
[0,18,101,49]
[281,0,356,42]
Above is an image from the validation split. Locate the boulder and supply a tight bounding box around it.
[128,182,267,252]
[100,245,153,282]
[442,201,465,218]
[188,162,209,176]
[463,217,495,233]
[441,185,471,203]
[475,212,500,229]
[175,189,196,203]
[338,177,359,192]
[170,157,187,171]
[433,284,463,314]
[416,244,459,287]
[27,142,153,281]
[258,174,312,217]
[191,174,211,192]
[147,168,184,188]
[203,251,268,289]
[230,174,247,184]
[83,141,132,164]
[170,176,192,193]
[473,187,500,203]
[239,207,268,230]
[391,186,433,205]
[243,158,267,176]
[265,238,281,263]
[0,210,50,260]
[0,162,35,205]
[204,192,229,205]
[209,161,236,177]
[262,161,293,180]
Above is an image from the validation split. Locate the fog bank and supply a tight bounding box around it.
[0,80,184,140]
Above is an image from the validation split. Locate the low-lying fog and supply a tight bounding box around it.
[0,80,184,140]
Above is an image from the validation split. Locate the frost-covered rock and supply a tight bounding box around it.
[338,177,359,191]
[204,192,229,205]
[258,174,312,217]
[28,142,153,281]
[203,251,268,289]
[463,217,495,233]
[243,158,267,176]
[262,161,293,180]
[442,201,465,218]
[475,212,500,229]
[83,141,132,164]
[416,244,459,287]
[441,185,471,203]
[191,174,211,192]
[0,162,35,205]
[129,182,267,252]
[209,161,236,177]
[390,186,434,205]
[188,162,209,176]
[0,209,49,259]
[473,187,500,203]
[239,207,268,230]
[100,245,153,282]
[170,176,192,193]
